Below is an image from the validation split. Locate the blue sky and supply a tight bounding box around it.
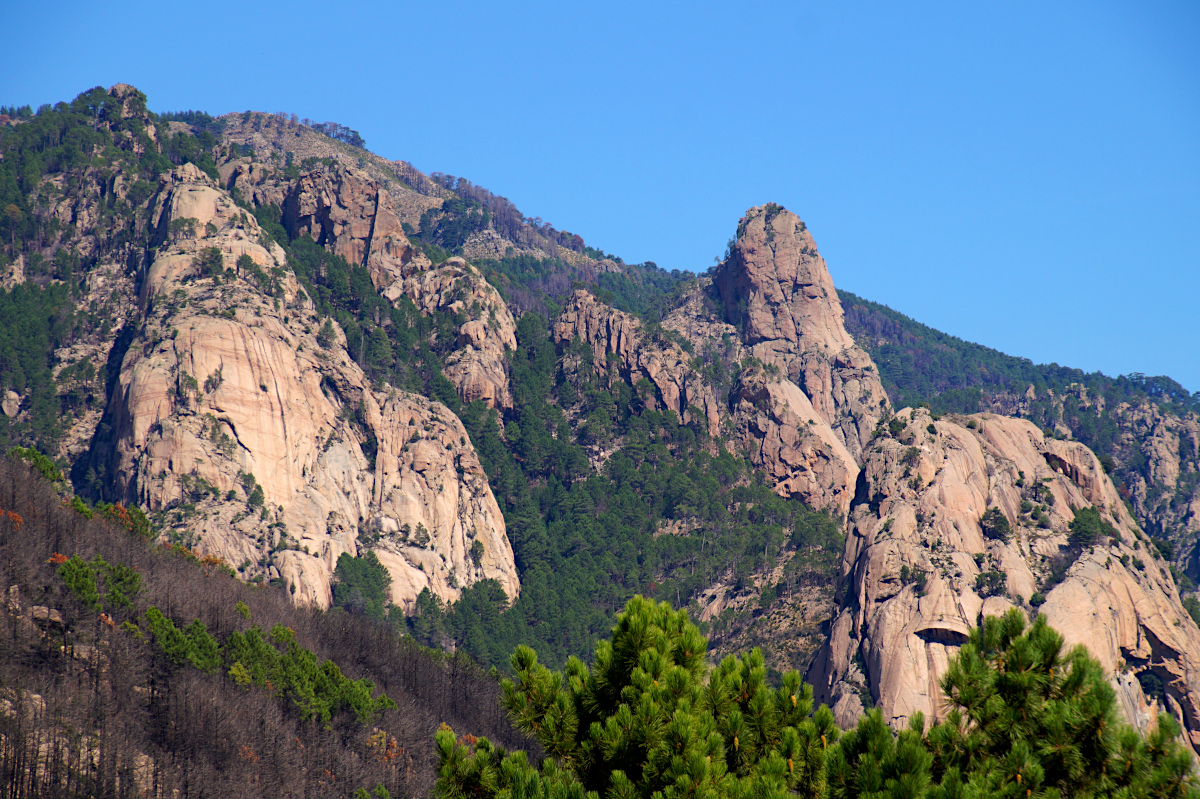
[3,1,1198,391]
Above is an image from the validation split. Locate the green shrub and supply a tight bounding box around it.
[974,570,1007,598]
[980,507,1011,542]
[8,446,63,483]
[1068,506,1114,548]
[1183,596,1200,628]
[435,600,1200,799]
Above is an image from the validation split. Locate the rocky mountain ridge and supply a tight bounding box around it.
[841,288,1200,587]
[810,407,1200,747]
[2,84,1198,753]
[713,205,891,461]
[92,161,518,609]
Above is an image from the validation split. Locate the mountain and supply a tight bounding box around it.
[3,83,1199,765]
[840,291,1200,582]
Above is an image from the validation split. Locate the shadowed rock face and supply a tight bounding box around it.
[95,164,518,610]
[282,164,418,291]
[714,205,890,462]
[729,364,859,518]
[809,409,1200,751]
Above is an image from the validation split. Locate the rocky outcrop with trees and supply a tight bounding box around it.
[3,84,1200,772]
[810,407,1200,749]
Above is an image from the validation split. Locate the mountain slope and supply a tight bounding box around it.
[840,290,1200,582]
[3,84,1200,756]
[0,455,531,798]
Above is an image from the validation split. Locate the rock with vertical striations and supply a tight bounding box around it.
[282,163,422,289]
[89,163,518,611]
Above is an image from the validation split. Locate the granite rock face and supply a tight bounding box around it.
[281,164,422,290]
[90,164,518,610]
[713,205,890,461]
[730,363,859,518]
[387,257,517,410]
[228,158,518,410]
[809,409,1200,749]
[552,290,722,437]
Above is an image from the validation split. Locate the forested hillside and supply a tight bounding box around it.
[0,453,531,798]
[839,289,1198,417]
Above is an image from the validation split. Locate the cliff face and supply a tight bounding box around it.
[729,364,859,518]
[387,257,517,410]
[810,408,1200,748]
[225,158,518,410]
[552,290,722,437]
[90,163,518,609]
[1118,403,1200,571]
[713,205,890,461]
[840,293,1200,587]
[643,206,894,518]
[281,164,422,291]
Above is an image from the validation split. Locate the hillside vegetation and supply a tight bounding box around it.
[0,455,531,798]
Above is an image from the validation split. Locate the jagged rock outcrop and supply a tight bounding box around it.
[811,408,1200,749]
[730,363,858,517]
[986,385,1200,580]
[218,111,446,227]
[387,257,517,410]
[282,164,422,290]
[656,233,867,517]
[1121,404,1200,571]
[713,205,890,460]
[552,290,722,437]
[225,158,519,410]
[90,163,518,610]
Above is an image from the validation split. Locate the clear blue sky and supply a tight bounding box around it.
[4,1,1198,392]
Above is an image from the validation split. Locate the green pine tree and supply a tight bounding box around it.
[924,609,1198,799]
[436,596,838,799]
[435,602,1200,799]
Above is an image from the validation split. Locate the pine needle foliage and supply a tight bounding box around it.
[437,596,841,799]
[924,609,1198,799]
[436,603,1200,799]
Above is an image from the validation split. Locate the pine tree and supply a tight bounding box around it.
[924,609,1198,799]
[436,596,838,798]
[436,602,1200,799]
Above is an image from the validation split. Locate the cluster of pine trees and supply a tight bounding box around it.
[436,597,1199,799]
[399,312,842,671]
